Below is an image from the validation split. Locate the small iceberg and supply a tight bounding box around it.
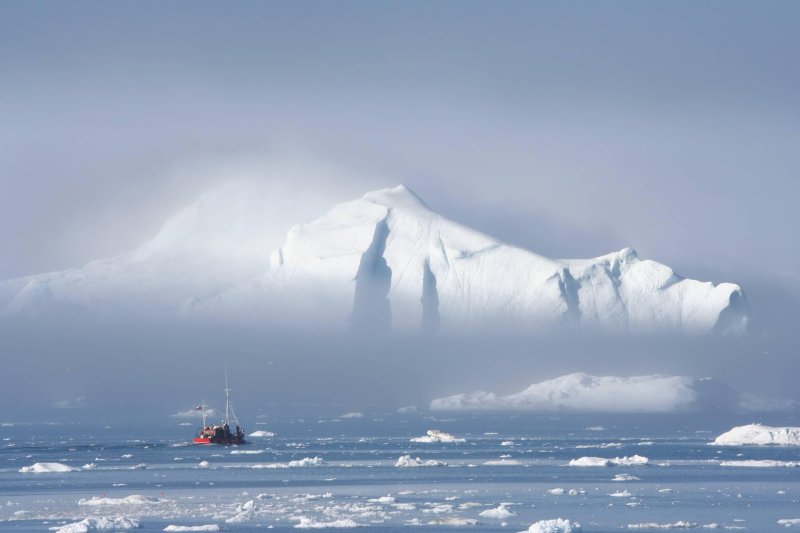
[569,455,649,467]
[395,455,447,467]
[49,516,140,532]
[19,462,74,473]
[411,430,465,443]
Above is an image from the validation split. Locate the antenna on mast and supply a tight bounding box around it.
[224,366,231,426]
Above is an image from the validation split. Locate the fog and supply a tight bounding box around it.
[1,2,798,421]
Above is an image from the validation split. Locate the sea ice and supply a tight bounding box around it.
[411,430,465,443]
[479,504,515,519]
[294,516,362,528]
[395,455,447,467]
[427,516,478,526]
[719,460,799,467]
[163,526,220,532]
[78,495,164,506]
[49,516,140,532]
[19,462,74,473]
[712,424,800,446]
[518,518,582,532]
[569,455,649,467]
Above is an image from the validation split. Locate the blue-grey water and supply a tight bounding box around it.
[2,413,799,532]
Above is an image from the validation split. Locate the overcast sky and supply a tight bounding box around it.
[2,1,798,288]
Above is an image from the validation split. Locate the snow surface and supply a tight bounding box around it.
[50,516,140,532]
[518,518,582,533]
[19,462,74,473]
[395,455,447,467]
[712,424,800,446]
[431,373,738,413]
[569,455,649,467]
[410,430,465,443]
[0,183,747,336]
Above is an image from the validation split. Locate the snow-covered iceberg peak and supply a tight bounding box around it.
[0,182,747,336]
[712,424,800,446]
[430,372,740,413]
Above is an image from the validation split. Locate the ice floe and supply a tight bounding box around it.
[252,457,326,468]
[19,462,74,473]
[49,516,140,532]
[78,495,165,506]
[613,473,641,481]
[427,516,478,526]
[719,460,799,467]
[569,455,649,467]
[163,526,220,532]
[294,516,362,528]
[395,455,447,467]
[479,504,515,520]
[712,424,800,446]
[411,430,465,443]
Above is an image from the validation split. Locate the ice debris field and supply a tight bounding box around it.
[2,416,800,532]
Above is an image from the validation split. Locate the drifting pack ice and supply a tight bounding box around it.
[0,183,747,335]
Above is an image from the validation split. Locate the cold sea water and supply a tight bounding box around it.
[1,412,799,532]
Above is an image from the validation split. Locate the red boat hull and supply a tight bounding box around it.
[193,435,245,445]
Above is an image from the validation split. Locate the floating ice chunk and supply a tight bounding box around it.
[627,522,699,529]
[411,430,465,443]
[479,504,515,520]
[609,490,633,497]
[368,495,396,503]
[294,516,362,528]
[252,457,326,469]
[613,474,641,481]
[548,488,565,495]
[395,455,447,467]
[483,459,522,466]
[720,460,800,467]
[163,526,220,532]
[19,462,74,473]
[517,518,582,532]
[49,516,140,532]
[427,516,478,526]
[225,499,256,523]
[198,461,210,468]
[778,519,800,527]
[712,424,800,446]
[569,455,649,467]
[81,463,97,470]
[248,430,275,437]
[339,412,363,418]
[78,495,165,506]
[230,449,264,454]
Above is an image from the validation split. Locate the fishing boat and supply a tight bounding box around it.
[193,374,246,445]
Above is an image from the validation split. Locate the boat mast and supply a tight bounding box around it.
[224,367,231,427]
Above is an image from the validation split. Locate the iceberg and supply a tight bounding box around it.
[712,424,800,446]
[0,184,747,336]
[19,462,74,473]
[78,495,165,506]
[431,373,739,413]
